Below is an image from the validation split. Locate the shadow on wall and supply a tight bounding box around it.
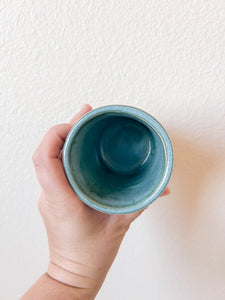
[170,134,219,218]
[160,134,225,279]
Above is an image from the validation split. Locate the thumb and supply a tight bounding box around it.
[70,104,92,124]
[32,105,92,199]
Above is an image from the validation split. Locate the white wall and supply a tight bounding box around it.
[1,1,225,299]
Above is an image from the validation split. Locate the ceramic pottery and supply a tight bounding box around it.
[63,105,173,214]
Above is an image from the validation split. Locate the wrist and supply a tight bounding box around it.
[47,261,93,287]
[47,252,108,299]
[21,273,95,300]
[47,265,96,300]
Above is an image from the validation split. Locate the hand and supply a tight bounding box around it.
[32,104,170,299]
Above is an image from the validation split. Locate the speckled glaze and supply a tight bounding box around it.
[63,105,173,214]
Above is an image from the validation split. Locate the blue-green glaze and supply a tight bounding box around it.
[63,105,173,214]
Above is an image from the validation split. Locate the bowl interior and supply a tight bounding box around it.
[64,112,168,213]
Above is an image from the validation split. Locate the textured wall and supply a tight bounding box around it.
[1,1,225,299]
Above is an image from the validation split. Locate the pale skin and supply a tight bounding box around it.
[21,104,170,300]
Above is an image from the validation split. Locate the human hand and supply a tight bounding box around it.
[32,104,170,299]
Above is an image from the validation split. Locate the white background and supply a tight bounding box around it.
[1,1,225,299]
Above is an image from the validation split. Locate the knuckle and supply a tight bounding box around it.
[32,150,44,168]
[48,123,68,134]
[46,124,68,140]
[48,124,59,134]
[37,196,44,216]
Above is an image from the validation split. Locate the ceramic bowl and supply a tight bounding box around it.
[63,105,173,214]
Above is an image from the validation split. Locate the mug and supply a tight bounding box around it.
[63,105,173,214]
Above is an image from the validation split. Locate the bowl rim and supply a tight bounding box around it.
[63,105,174,214]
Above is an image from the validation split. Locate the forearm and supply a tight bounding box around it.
[20,273,96,300]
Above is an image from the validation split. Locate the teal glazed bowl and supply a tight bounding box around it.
[63,105,173,214]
